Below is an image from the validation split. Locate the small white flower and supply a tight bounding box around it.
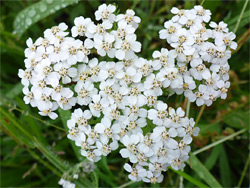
[71,16,93,38]
[117,9,141,29]
[94,33,116,57]
[54,61,77,84]
[38,102,58,120]
[95,4,116,23]
[115,34,141,60]
[124,163,147,181]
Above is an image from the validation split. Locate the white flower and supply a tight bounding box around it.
[148,102,168,126]
[44,22,68,42]
[24,38,36,57]
[22,87,37,107]
[71,16,93,38]
[151,127,178,149]
[88,21,112,39]
[156,67,183,89]
[61,38,85,65]
[217,80,230,99]
[94,33,116,57]
[95,4,116,23]
[215,32,237,50]
[117,9,141,29]
[115,21,135,40]
[38,102,58,120]
[210,21,229,34]
[94,117,119,143]
[18,68,33,86]
[58,178,75,188]
[152,49,177,70]
[54,61,77,84]
[169,150,188,170]
[159,21,181,42]
[124,163,147,181]
[120,134,141,163]
[143,171,164,184]
[194,5,211,23]
[190,63,210,80]
[89,94,109,117]
[115,34,141,60]
[67,108,92,132]
[98,61,124,80]
[75,81,98,105]
[51,85,73,101]
[57,90,76,110]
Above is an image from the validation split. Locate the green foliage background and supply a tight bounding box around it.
[0,0,249,187]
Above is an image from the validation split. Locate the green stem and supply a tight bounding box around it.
[27,148,62,177]
[193,128,247,155]
[186,100,191,118]
[13,106,66,132]
[234,0,249,33]
[194,104,205,127]
[237,153,250,188]
[200,0,206,6]
[118,181,135,188]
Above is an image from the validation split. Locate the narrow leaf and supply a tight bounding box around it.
[13,0,79,38]
[170,167,209,188]
[205,145,222,170]
[219,145,231,187]
[190,155,222,188]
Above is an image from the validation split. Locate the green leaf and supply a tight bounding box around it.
[0,114,36,148]
[170,167,209,188]
[58,109,83,161]
[227,9,250,31]
[15,96,47,144]
[219,145,231,187]
[190,155,222,188]
[205,145,222,170]
[6,83,23,99]
[223,110,250,130]
[13,0,79,38]
[88,171,99,188]
[0,107,35,148]
[34,139,70,172]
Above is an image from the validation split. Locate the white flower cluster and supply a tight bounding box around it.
[18,4,236,184]
[58,160,96,188]
[59,178,75,188]
[158,5,237,106]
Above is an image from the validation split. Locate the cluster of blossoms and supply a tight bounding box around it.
[18,3,236,184]
[59,161,96,188]
[158,5,237,106]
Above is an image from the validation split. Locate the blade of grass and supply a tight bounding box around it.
[170,167,209,188]
[204,145,222,170]
[237,153,250,188]
[234,0,249,33]
[219,144,231,187]
[193,128,247,155]
[194,104,205,127]
[189,155,222,188]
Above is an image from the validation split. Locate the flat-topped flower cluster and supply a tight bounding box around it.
[18,4,236,184]
[159,6,236,106]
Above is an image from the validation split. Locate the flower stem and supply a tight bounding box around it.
[237,153,250,188]
[200,0,206,6]
[234,0,249,33]
[186,100,191,118]
[193,128,247,155]
[194,104,205,127]
[118,181,135,188]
